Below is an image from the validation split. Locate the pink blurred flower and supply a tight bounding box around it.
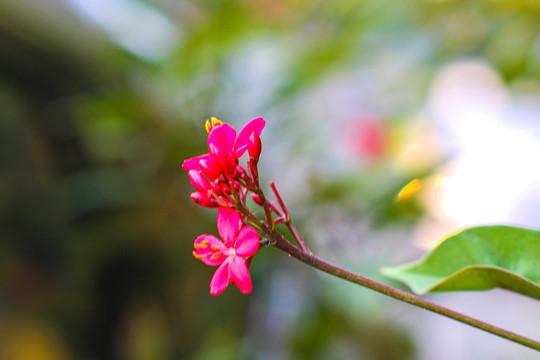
[344,116,390,167]
[182,117,266,180]
[193,208,259,295]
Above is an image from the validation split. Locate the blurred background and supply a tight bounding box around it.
[1,0,540,359]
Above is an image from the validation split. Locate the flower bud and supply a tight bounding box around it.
[190,192,217,208]
[230,180,241,191]
[188,170,210,193]
[213,181,230,195]
[223,183,232,192]
[274,217,284,224]
[234,165,246,178]
[209,181,220,194]
[248,132,262,160]
[251,193,263,205]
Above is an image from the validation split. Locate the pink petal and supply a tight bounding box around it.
[193,235,228,266]
[235,226,259,257]
[209,143,235,174]
[234,117,266,157]
[199,156,221,180]
[210,259,231,296]
[188,170,210,192]
[208,123,236,154]
[217,208,240,247]
[229,256,252,294]
[182,153,212,171]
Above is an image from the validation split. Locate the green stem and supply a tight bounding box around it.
[270,232,540,352]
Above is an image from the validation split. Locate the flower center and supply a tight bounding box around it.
[193,239,224,261]
[224,247,235,257]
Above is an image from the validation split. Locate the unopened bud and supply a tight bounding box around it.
[190,192,217,208]
[208,180,223,195]
[230,180,241,191]
[251,193,263,205]
[219,182,231,194]
[188,170,210,193]
[234,165,246,178]
[248,132,262,160]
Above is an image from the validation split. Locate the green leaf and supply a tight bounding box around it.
[382,225,540,300]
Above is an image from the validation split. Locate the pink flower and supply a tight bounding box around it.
[193,208,259,295]
[345,116,389,164]
[182,117,266,180]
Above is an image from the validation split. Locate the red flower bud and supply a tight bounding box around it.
[251,193,263,205]
[190,192,217,208]
[248,132,262,159]
[215,182,231,195]
[223,183,233,193]
[230,180,241,191]
[188,170,210,193]
[210,180,221,194]
[234,165,246,178]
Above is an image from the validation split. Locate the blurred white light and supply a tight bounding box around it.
[65,0,179,62]
[417,59,540,246]
[428,59,508,151]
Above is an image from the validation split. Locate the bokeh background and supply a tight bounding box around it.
[1,0,540,359]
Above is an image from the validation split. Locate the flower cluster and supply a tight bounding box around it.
[183,117,265,295]
[183,117,265,208]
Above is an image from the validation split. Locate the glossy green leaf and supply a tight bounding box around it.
[382,225,540,300]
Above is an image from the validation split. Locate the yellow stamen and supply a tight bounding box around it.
[194,240,209,249]
[210,249,222,260]
[212,117,222,127]
[205,117,223,133]
[193,251,205,260]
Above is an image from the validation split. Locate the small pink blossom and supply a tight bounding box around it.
[182,117,266,180]
[193,208,259,295]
